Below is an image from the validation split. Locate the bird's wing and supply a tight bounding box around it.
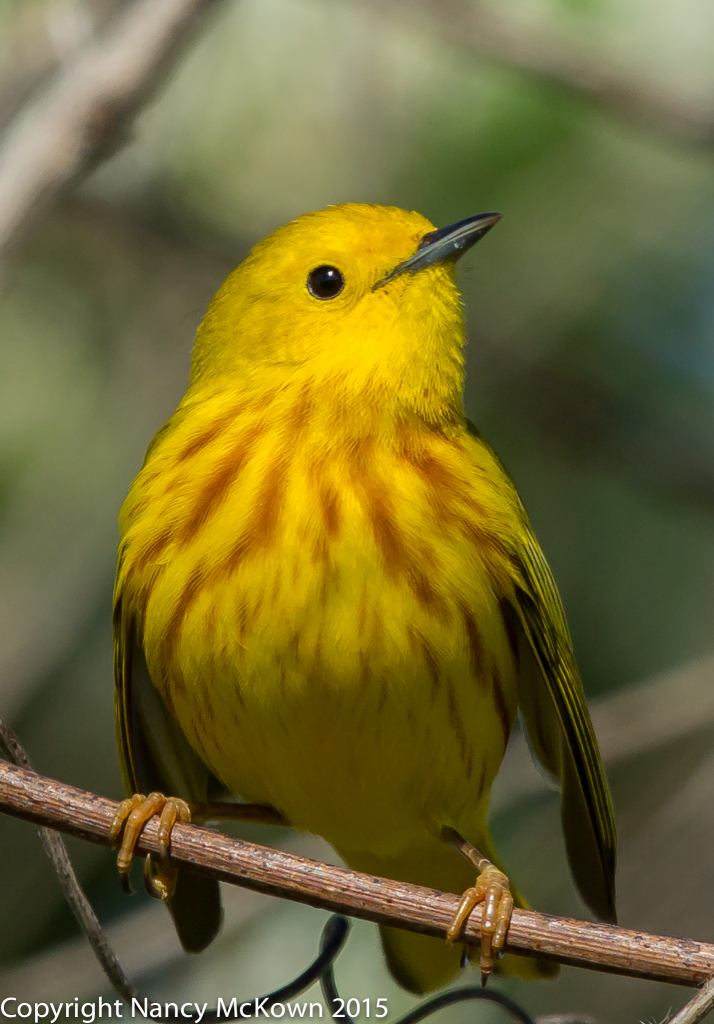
[466,421,617,923]
[114,599,223,951]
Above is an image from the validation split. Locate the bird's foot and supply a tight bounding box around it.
[446,864,513,984]
[109,792,191,900]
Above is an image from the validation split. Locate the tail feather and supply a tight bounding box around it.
[167,868,222,953]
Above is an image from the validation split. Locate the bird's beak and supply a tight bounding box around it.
[373,212,502,290]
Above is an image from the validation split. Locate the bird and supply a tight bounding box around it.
[111,202,616,994]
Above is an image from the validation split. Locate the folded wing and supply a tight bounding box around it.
[467,422,617,923]
[114,603,223,951]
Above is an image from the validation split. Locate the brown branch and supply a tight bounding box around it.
[359,0,714,146]
[0,0,223,264]
[1,760,714,990]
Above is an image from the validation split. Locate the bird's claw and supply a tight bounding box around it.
[109,792,191,899]
[446,865,513,983]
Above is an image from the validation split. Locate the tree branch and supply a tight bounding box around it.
[1,759,714,990]
[670,975,714,1024]
[0,0,223,264]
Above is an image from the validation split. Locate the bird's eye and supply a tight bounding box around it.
[307,265,344,299]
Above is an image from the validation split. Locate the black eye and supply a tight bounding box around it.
[307,265,344,299]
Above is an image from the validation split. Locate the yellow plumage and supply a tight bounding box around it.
[114,204,616,993]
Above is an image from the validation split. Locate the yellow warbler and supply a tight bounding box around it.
[112,203,616,994]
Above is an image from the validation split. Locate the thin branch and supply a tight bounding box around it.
[359,0,714,146]
[0,0,223,264]
[669,976,714,1024]
[2,759,714,990]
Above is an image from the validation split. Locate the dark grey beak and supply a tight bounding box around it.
[373,212,501,290]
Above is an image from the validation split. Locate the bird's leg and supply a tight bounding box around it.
[110,795,287,899]
[441,825,514,984]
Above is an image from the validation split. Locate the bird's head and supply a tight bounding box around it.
[190,203,500,425]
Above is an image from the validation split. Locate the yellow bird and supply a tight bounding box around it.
[112,203,616,994]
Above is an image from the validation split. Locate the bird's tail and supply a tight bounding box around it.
[342,832,557,994]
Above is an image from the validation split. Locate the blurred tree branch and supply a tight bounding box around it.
[0,3,123,133]
[2,757,714,990]
[361,0,714,146]
[0,15,62,133]
[0,0,224,266]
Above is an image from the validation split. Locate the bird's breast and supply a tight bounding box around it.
[118,400,520,852]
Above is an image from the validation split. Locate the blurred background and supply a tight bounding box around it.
[1,0,714,1020]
